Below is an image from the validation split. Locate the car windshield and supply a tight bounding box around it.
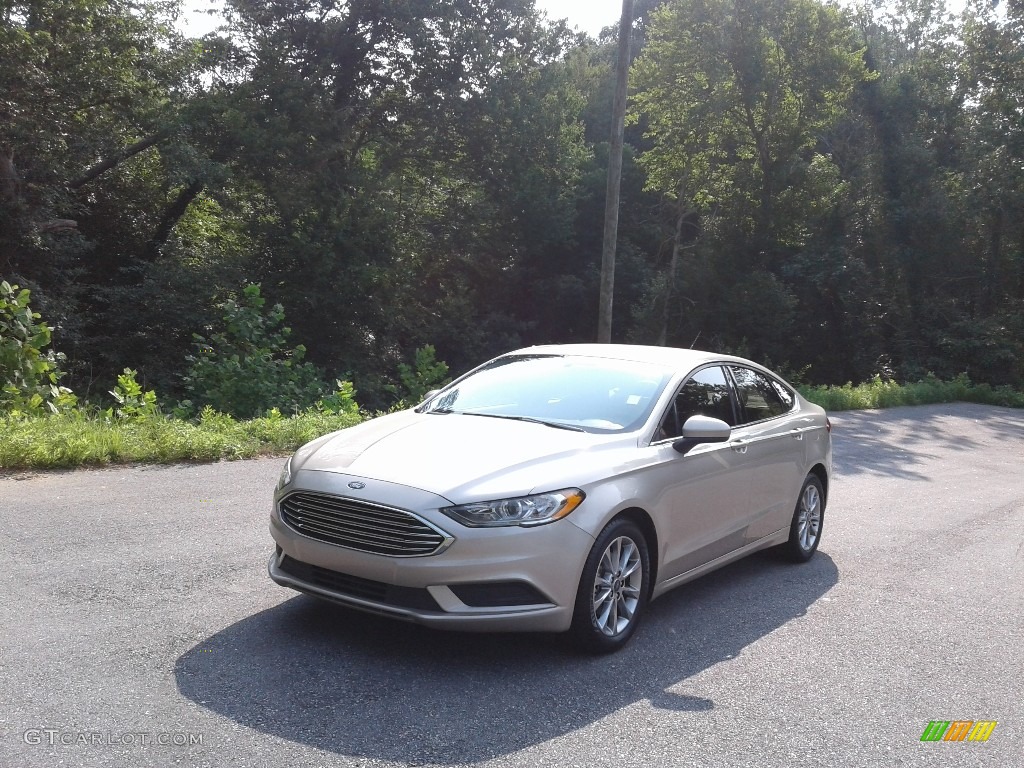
[420,354,672,433]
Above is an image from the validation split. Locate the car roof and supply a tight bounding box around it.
[503,343,742,370]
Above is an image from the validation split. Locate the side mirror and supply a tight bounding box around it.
[672,415,731,455]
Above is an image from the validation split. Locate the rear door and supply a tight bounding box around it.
[726,366,808,542]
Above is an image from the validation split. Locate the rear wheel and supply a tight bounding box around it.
[570,518,650,653]
[782,474,824,562]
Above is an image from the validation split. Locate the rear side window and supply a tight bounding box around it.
[729,366,793,424]
[770,378,795,410]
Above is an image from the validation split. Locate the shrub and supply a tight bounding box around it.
[105,368,161,421]
[183,284,328,418]
[0,280,75,414]
[315,379,360,415]
[388,344,450,406]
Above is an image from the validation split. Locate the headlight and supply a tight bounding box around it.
[441,488,585,528]
[276,455,294,490]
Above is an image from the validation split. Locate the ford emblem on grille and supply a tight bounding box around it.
[347,481,365,489]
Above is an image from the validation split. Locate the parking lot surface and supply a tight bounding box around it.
[1,402,1021,767]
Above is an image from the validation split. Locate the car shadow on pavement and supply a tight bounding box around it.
[175,551,838,763]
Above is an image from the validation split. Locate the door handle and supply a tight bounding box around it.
[790,429,803,441]
[730,439,748,454]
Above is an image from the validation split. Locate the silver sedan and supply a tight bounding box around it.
[268,344,832,652]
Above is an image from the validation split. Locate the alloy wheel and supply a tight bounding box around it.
[592,535,643,636]
[796,483,822,551]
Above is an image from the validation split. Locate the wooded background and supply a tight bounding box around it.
[2,0,1022,410]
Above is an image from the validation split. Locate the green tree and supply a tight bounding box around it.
[0,0,215,392]
[202,0,589,403]
[951,0,1024,383]
[843,0,994,382]
[629,0,869,356]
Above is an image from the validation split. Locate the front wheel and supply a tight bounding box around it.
[570,518,650,653]
[782,474,825,562]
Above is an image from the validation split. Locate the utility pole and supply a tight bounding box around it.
[597,0,635,343]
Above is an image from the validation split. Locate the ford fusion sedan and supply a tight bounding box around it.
[268,344,832,652]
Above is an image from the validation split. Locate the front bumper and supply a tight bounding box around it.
[268,470,596,633]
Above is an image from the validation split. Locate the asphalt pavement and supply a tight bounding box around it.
[1,402,1021,767]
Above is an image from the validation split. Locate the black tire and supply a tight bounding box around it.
[782,474,825,562]
[570,518,651,653]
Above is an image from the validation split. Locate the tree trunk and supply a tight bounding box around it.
[36,219,78,234]
[657,199,691,346]
[145,180,205,261]
[1,146,19,203]
[983,207,1003,315]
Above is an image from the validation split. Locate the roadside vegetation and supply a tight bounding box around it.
[2,279,1022,470]
[3,371,1022,470]
[0,408,361,469]
[0,282,445,469]
[799,375,1024,412]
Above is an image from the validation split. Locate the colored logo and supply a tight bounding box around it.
[920,721,997,742]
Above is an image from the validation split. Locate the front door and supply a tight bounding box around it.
[647,365,757,581]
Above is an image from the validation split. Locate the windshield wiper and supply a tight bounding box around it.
[459,412,586,432]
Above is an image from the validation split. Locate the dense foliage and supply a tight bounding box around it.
[2,0,1023,416]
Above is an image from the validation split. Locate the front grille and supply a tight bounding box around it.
[279,491,451,557]
[279,555,441,611]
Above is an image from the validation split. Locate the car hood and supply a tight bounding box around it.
[292,410,633,503]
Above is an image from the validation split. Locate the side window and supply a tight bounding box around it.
[770,378,795,410]
[658,366,735,439]
[729,366,792,424]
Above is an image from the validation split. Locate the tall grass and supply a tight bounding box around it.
[799,373,1024,411]
[0,408,363,469]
